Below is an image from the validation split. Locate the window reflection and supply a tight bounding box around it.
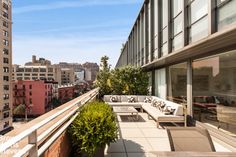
[193,50,236,137]
[217,0,236,30]
[188,0,208,43]
[167,63,187,104]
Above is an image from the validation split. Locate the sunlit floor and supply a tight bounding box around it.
[105,113,232,157]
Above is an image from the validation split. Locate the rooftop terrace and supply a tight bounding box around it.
[105,112,235,157]
[0,89,236,157]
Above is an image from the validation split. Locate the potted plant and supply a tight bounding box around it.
[68,101,118,157]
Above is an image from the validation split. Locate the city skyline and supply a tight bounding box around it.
[12,0,143,67]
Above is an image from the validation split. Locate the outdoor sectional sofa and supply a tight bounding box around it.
[103,95,151,109]
[104,95,186,128]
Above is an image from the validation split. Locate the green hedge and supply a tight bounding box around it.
[68,101,118,156]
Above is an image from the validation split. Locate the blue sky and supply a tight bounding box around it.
[12,0,143,66]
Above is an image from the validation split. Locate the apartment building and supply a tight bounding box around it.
[12,80,56,116]
[74,68,85,82]
[0,0,12,134]
[82,62,99,82]
[60,68,75,85]
[58,85,75,103]
[116,0,236,143]
[25,55,51,66]
[12,64,60,82]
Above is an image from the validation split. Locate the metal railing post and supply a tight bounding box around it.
[28,131,38,157]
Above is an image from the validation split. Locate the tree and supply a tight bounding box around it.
[110,66,149,95]
[13,104,29,121]
[95,56,112,97]
[95,56,149,97]
[100,55,110,71]
[49,98,61,108]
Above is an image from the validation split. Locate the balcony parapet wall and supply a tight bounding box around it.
[0,88,99,157]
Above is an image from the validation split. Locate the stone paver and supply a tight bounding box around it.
[105,112,232,156]
[124,137,152,152]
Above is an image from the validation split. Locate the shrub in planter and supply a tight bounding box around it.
[68,101,118,157]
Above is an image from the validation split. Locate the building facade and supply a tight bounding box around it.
[12,80,56,116]
[60,68,75,85]
[74,68,85,82]
[58,85,75,103]
[0,0,12,134]
[82,62,99,82]
[25,55,51,66]
[116,0,236,141]
[12,65,60,81]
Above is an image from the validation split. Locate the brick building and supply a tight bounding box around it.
[58,85,75,103]
[12,80,57,116]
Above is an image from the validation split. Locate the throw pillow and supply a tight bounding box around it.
[163,106,175,115]
[159,101,166,111]
[110,96,118,102]
[152,100,160,107]
[144,97,152,103]
[127,96,135,103]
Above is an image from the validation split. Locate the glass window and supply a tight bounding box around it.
[2,11,8,19]
[3,57,9,63]
[16,68,24,72]
[148,72,153,95]
[4,85,9,90]
[167,62,187,104]
[172,0,183,17]
[4,121,9,128]
[171,0,183,52]
[189,16,208,43]
[154,0,158,35]
[161,43,168,56]
[3,39,9,46]
[3,67,9,72]
[162,0,168,28]
[3,48,8,55]
[190,0,208,23]
[217,0,236,30]
[3,112,9,118]
[3,21,8,28]
[33,68,39,72]
[155,68,166,99]
[3,30,8,37]
[192,50,236,138]
[162,27,168,43]
[172,33,183,51]
[173,14,183,35]
[3,3,9,10]
[40,68,46,72]
[3,76,9,81]
[188,0,208,43]
[25,68,32,72]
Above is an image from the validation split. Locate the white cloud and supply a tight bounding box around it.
[14,19,132,35]
[13,0,143,14]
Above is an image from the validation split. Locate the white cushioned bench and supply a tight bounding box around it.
[104,95,186,128]
[142,97,186,128]
[104,95,151,109]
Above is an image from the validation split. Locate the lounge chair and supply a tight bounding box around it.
[166,127,215,152]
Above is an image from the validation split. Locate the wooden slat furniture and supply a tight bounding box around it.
[113,106,139,120]
[166,127,215,152]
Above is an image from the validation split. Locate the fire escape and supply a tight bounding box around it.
[13,85,26,114]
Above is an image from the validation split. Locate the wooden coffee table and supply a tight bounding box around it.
[113,106,139,120]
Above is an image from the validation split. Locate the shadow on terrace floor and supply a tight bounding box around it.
[105,112,233,157]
